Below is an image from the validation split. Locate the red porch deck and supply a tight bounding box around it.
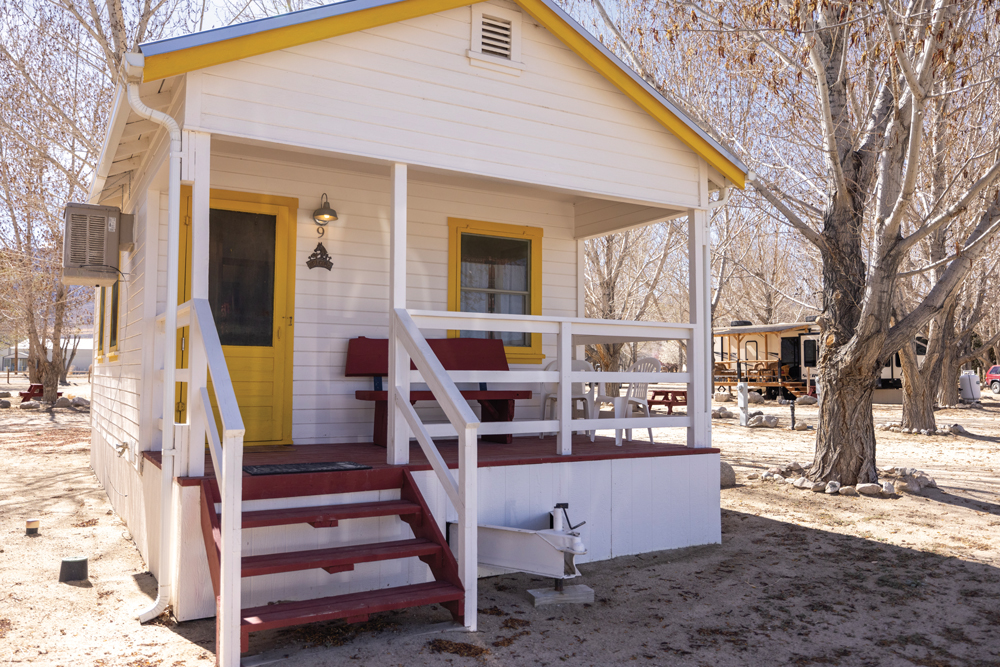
[144,434,716,491]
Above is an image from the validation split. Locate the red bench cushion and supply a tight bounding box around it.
[345,337,510,377]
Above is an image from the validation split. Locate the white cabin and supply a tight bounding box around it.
[80,0,746,663]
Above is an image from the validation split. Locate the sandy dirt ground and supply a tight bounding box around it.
[1,377,998,667]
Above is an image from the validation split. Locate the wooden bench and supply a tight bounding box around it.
[648,389,687,415]
[346,337,532,446]
[19,384,61,401]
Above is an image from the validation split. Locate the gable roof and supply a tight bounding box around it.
[139,0,747,188]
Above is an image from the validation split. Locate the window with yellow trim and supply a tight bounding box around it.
[448,218,543,364]
[108,279,120,358]
[97,287,106,360]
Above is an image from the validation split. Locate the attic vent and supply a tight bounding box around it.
[480,15,512,59]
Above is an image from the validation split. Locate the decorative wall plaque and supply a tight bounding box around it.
[306,242,333,270]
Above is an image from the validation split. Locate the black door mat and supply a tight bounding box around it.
[243,462,373,476]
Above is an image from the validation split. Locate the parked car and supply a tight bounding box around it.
[987,365,1000,394]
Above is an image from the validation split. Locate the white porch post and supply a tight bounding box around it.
[687,208,712,448]
[556,321,572,455]
[186,130,211,477]
[388,163,410,465]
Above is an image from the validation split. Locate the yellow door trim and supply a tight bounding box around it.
[179,187,299,445]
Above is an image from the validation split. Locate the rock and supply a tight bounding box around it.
[749,410,764,418]
[880,481,895,495]
[811,481,827,493]
[712,411,723,419]
[0,391,10,398]
[949,424,966,434]
[838,486,859,497]
[0,399,10,409]
[767,466,784,475]
[19,400,40,410]
[747,414,779,428]
[825,481,841,494]
[54,396,72,408]
[747,391,764,404]
[71,397,90,407]
[793,422,809,431]
[714,392,733,403]
[793,476,811,489]
[795,395,817,405]
[721,462,737,488]
[896,477,921,494]
[747,472,760,480]
[788,462,804,472]
[916,474,936,489]
[857,483,882,496]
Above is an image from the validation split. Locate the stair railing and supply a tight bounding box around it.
[185,298,245,667]
[391,307,479,632]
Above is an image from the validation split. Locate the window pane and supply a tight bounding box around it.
[803,339,817,367]
[460,234,529,291]
[459,233,530,347]
[209,208,276,347]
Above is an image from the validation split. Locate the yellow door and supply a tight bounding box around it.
[180,188,298,445]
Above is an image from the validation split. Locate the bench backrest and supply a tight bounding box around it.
[345,337,510,379]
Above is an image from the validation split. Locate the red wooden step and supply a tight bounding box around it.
[240,580,463,651]
[241,538,441,578]
[240,499,421,529]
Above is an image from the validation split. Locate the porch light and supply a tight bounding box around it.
[312,193,338,224]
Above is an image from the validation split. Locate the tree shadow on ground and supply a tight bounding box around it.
[920,487,1000,516]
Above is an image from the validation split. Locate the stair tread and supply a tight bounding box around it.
[242,538,441,577]
[241,499,421,528]
[242,581,463,629]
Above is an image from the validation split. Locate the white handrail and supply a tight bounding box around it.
[391,307,477,634]
[183,298,244,666]
[394,309,479,430]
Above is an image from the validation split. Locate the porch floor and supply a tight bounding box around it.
[143,433,716,486]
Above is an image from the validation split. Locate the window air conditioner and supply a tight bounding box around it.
[61,203,134,287]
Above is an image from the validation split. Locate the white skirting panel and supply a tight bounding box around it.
[170,453,720,621]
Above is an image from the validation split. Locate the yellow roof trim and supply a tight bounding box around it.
[512,0,744,188]
[143,0,486,82]
[142,0,745,189]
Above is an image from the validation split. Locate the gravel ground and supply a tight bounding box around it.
[1,382,997,666]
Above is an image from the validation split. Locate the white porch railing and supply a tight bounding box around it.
[391,308,479,632]
[402,309,697,452]
[159,299,245,667]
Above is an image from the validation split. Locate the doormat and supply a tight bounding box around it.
[242,462,373,476]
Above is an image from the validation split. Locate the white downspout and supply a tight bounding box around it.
[122,52,183,624]
[708,186,732,210]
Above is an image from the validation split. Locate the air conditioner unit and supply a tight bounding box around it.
[61,203,134,287]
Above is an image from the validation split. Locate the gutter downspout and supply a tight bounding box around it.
[122,52,183,624]
[708,186,732,210]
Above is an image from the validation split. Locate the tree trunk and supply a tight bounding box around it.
[810,361,878,485]
[899,336,944,432]
[938,351,960,406]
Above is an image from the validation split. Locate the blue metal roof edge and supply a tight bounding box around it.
[139,0,746,175]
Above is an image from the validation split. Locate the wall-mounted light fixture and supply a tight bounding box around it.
[307,193,336,271]
[312,193,338,227]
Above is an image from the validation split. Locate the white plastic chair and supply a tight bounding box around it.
[595,357,661,446]
[539,359,597,440]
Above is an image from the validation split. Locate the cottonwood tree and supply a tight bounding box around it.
[0,0,193,401]
[580,0,1000,484]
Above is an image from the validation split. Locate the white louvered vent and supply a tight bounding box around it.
[480,15,512,59]
[86,214,107,265]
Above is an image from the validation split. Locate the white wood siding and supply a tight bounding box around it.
[90,189,156,567]
[187,2,701,208]
[202,145,578,444]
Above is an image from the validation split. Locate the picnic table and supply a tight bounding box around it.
[648,388,687,415]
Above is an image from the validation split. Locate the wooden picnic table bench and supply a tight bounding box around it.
[346,337,531,446]
[19,384,61,401]
[648,388,687,415]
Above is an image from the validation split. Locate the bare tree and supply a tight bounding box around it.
[583,0,1000,484]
